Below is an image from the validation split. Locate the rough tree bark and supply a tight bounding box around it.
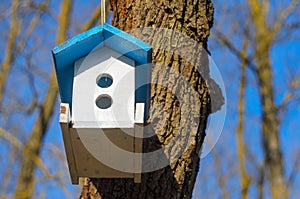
[80,0,223,199]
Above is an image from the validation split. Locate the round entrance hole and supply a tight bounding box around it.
[96,74,113,88]
[95,95,112,109]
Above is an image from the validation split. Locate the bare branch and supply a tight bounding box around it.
[285,21,300,30]
[287,150,300,188]
[81,4,101,32]
[212,30,257,73]
[0,4,12,21]
[0,0,49,110]
[236,38,251,199]
[0,128,51,178]
[212,148,229,199]
[273,0,300,34]
[257,163,265,199]
[2,138,17,196]
[278,78,300,111]
[262,0,269,16]
[0,0,19,107]
[15,0,50,56]
[0,128,22,155]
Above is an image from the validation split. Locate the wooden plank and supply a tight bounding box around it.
[134,103,144,183]
[70,128,134,178]
[59,103,79,184]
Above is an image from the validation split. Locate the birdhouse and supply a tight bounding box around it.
[52,23,152,184]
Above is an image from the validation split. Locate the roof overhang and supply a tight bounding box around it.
[52,23,152,107]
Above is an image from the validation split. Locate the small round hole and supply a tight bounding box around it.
[96,74,113,88]
[95,95,112,109]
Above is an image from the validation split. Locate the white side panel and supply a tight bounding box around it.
[59,103,79,184]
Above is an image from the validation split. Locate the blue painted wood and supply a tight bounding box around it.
[52,28,104,106]
[52,23,152,114]
[53,26,104,54]
[103,23,151,65]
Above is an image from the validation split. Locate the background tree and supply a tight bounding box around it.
[195,0,300,198]
[14,1,72,198]
[0,1,101,198]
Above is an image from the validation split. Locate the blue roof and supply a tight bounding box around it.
[52,23,152,108]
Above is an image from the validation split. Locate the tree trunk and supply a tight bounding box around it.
[247,1,287,198]
[81,0,222,198]
[256,48,287,199]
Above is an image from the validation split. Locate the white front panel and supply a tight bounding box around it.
[72,47,135,128]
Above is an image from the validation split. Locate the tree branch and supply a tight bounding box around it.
[277,78,300,111]
[212,148,229,199]
[273,0,300,34]
[15,0,49,56]
[0,0,49,109]
[236,38,251,199]
[0,128,51,179]
[257,162,265,199]
[0,0,19,108]
[212,30,257,73]
[287,150,300,188]
[81,4,101,32]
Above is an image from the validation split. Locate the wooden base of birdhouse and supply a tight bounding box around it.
[59,103,143,184]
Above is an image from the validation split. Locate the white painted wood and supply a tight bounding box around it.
[60,47,148,183]
[72,47,135,128]
[135,103,145,124]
